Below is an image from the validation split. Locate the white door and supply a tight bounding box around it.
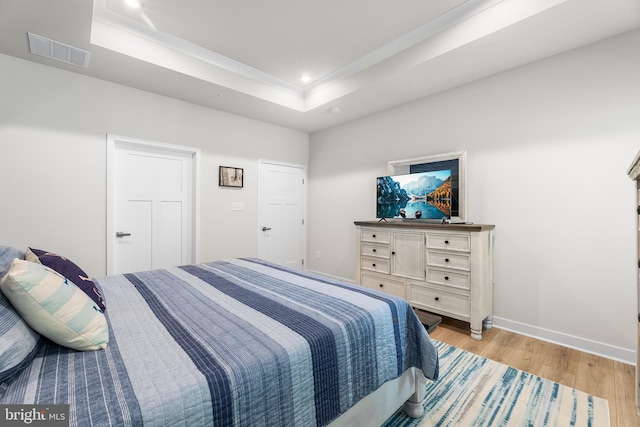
[258,160,306,269]
[107,135,200,275]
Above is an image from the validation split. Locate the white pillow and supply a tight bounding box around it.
[0,259,108,351]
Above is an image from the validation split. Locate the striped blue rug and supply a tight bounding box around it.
[383,341,610,427]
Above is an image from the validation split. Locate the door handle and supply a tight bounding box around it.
[116,232,131,238]
[262,227,272,231]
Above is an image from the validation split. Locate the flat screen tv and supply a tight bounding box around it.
[377,170,451,220]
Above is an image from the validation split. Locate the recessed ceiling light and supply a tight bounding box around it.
[124,0,142,9]
[300,74,311,83]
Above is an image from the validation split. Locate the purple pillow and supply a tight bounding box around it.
[26,248,106,311]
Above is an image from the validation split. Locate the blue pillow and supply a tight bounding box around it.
[0,288,41,384]
[0,246,41,385]
[26,248,106,311]
[0,246,24,278]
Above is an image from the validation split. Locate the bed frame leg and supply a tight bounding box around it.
[402,371,426,418]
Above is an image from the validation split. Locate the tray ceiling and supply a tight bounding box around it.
[0,0,639,132]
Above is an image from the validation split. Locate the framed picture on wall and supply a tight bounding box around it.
[219,166,244,188]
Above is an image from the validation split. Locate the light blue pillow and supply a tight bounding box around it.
[0,246,24,278]
[0,259,108,351]
[0,288,41,384]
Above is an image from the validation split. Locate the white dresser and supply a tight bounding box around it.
[626,150,640,413]
[355,220,495,340]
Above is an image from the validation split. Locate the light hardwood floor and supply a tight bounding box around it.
[429,317,639,427]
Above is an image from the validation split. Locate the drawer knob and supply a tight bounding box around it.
[445,258,450,263]
[392,251,396,255]
[444,240,449,244]
[372,249,376,252]
[379,284,384,288]
[434,297,440,301]
[372,263,376,267]
[444,276,449,281]
[372,234,376,238]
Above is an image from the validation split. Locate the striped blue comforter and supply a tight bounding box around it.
[1,258,439,426]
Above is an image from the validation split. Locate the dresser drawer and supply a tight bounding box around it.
[427,251,470,271]
[360,242,390,258]
[427,233,470,252]
[427,268,470,290]
[361,257,390,274]
[408,283,470,319]
[361,273,405,298]
[361,229,391,244]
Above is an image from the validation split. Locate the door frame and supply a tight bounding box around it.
[106,134,201,275]
[257,159,307,268]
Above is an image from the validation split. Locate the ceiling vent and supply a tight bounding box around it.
[28,32,91,68]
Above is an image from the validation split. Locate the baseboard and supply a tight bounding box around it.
[306,269,357,285]
[492,316,636,365]
[304,270,637,366]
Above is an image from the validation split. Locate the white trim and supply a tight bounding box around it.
[307,269,357,285]
[303,0,505,97]
[106,134,201,275]
[257,159,307,268]
[493,316,636,365]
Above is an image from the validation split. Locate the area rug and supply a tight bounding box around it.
[383,340,610,427]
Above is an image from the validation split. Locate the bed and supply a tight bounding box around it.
[0,248,439,427]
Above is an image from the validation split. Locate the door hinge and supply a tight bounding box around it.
[302,219,305,225]
[302,259,305,266]
[637,205,640,215]
[302,178,305,185]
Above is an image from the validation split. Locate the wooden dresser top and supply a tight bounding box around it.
[354,220,495,232]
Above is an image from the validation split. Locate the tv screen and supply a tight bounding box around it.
[377,170,451,220]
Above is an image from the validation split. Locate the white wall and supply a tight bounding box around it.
[308,28,640,362]
[1,27,637,363]
[0,54,308,278]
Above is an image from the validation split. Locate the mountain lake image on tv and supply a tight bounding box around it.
[377,170,451,220]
